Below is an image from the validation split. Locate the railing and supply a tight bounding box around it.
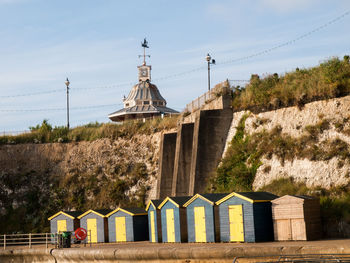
[185,89,216,113]
[184,85,232,113]
[0,233,54,249]
[0,231,91,250]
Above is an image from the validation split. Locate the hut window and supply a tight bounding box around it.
[153,101,157,105]
[125,103,129,107]
[144,101,149,105]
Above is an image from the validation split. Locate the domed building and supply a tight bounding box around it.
[108,40,178,122]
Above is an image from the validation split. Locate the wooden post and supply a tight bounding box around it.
[45,233,48,249]
[3,234,5,250]
[29,233,32,248]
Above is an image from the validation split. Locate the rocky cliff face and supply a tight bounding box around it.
[0,133,161,233]
[223,95,350,190]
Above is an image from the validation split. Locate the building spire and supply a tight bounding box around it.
[139,38,150,65]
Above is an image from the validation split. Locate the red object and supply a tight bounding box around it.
[74,228,87,240]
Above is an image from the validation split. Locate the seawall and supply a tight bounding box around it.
[1,240,350,263]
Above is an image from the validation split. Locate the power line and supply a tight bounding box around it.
[0,103,122,112]
[1,10,349,99]
[218,10,350,66]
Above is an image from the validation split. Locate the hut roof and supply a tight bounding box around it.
[271,195,318,204]
[146,199,163,211]
[106,207,147,217]
[158,196,192,209]
[48,210,82,221]
[216,192,279,205]
[183,193,229,207]
[77,209,112,219]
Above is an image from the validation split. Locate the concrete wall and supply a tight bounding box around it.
[172,123,194,196]
[189,108,233,195]
[157,132,177,199]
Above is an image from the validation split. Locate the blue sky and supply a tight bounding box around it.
[0,0,349,132]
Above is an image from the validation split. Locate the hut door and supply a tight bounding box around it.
[87,218,98,243]
[228,205,244,242]
[194,206,206,242]
[150,211,156,242]
[166,209,175,242]
[57,220,67,233]
[115,217,127,242]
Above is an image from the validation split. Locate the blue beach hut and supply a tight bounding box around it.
[216,192,278,243]
[78,209,111,243]
[107,207,148,242]
[48,211,81,234]
[145,199,163,242]
[183,193,227,242]
[158,196,192,243]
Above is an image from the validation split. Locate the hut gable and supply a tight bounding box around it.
[146,199,163,211]
[78,209,111,243]
[216,192,277,243]
[48,211,81,234]
[107,207,148,242]
[159,196,191,242]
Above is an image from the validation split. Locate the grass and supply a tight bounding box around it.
[232,56,350,112]
[0,116,179,145]
[209,115,350,193]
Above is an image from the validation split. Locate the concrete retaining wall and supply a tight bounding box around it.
[2,241,350,263]
[157,132,177,199]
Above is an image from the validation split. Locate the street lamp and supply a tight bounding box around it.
[65,78,70,129]
[206,53,216,91]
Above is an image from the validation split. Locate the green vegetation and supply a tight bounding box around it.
[0,116,179,145]
[208,114,262,192]
[232,56,350,112]
[209,115,350,193]
[0,162,150,234]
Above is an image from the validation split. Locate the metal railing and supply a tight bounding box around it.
[184,85,231,113]
[0,231,91,250]
[0,233,54,249]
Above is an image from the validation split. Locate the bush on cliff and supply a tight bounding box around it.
[232,56,350,112]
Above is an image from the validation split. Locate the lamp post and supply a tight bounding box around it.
[65,78,70,129]
[206,53,216,91]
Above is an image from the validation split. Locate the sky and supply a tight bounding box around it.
[0,0,349,132]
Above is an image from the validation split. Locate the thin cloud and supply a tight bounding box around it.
[260,0,316,13]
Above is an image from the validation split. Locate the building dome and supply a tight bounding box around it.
[123,81,167,108]
[108,39,179,122]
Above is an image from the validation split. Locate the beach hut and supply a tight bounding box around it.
[107,207,148,242]
[271,195,321,241]
[78,209,111,243]
[146,199,163,242]
[216,192,278,243]
[158,196,192,243]
[48,211,81,234]
[184,193,227,243]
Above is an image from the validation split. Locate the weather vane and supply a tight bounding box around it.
[139,38,150,65]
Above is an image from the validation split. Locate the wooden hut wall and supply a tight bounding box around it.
[80,213,108,243]
[272,196,321,241]
[133,215,149,241]
[161,202,187,242]
[303,199,321,240]
[50,214,75,233]
[186,198,216,242]
[252,202,274,242]
[148,205,162,242]
[219,197,255,242]
[108,211,133,242]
